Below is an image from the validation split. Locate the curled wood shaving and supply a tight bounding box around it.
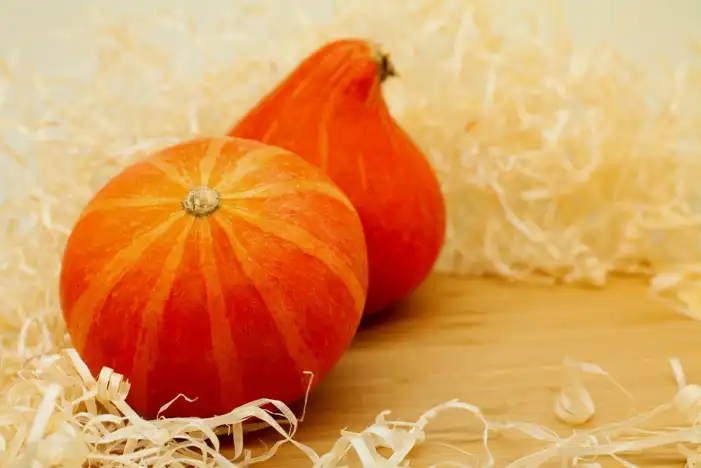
[304,359,701,466]
[1,347,322,467]
[650,266,701,320]
[554,357,635,426]
[493,358,701,467]
[316,400,493,467]
[554,358,596,425]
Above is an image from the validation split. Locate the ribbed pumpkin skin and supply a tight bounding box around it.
[59,137,368,419]
[228,38,446,315]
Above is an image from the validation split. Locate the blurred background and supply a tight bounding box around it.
[1,0,700,63]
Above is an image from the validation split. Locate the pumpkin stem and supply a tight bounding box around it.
[369,41,397,83]
[182,186,220,217]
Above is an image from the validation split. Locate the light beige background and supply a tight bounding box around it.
[0,0,700,61]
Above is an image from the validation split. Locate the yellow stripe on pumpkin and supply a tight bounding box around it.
[148,159,194,189]
[129,217,195,413]
[67,212,188,352]
[80,197,182,217]
[199,137,229,187]
[220,179,354,211]
[213,213,320,376]
[198,219,247,407]
[214,146,286,193]
[222,205,365,313]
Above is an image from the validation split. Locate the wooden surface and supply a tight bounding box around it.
[230,274,701,466]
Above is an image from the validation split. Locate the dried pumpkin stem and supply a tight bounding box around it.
[181,186,220,217]
[369,41,397,82]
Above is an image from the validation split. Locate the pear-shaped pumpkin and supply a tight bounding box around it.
[228,38,446,315]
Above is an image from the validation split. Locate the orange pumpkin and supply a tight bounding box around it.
[228,38,446,315]
[59,136,369,419]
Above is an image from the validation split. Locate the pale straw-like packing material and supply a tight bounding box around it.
[2,0,701,465]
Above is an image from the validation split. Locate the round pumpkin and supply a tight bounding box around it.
[59,136,369,419]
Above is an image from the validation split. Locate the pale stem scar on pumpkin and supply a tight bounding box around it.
[221,205,366,312]
[182,186,221,217]
[213,213,321,378]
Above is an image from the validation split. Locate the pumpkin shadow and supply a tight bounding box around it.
[357,299,410,331]
[356,279,437,333]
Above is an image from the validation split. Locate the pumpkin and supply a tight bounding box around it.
[59,136,369,419]
[227,38,446,315]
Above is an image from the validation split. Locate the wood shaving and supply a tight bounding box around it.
[650,266,701,320]
[554,357,634,426]
[1,0,701,466]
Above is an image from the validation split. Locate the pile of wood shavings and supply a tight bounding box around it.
[2,0,701,465]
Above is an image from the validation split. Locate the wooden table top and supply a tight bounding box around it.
[228,274,701,467]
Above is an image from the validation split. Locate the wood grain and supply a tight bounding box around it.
[226,274,701,467]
